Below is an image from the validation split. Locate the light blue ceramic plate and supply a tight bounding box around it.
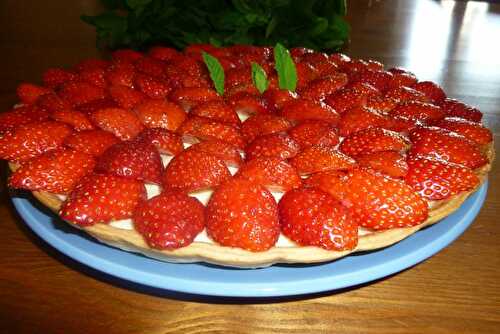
[11,182,487,297]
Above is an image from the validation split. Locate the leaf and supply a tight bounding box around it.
[126,0,152,10]
[202,52,225,96]
[273,43,297,91]
[251,62,269,94]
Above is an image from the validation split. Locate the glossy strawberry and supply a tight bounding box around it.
[338,106,388,137]
[245,133,300,161]
[299,74,348,101]
[190,100,240,126]
[226,67,253,88]
[79,67,107,88]
[340,127,410,158]
[263,89,298,112]
[9,148,95,194]
[36,93,72,113]
[325,88,372,115]
[58,81,107,107]
[433,117,492,145]
[134,99,186,131]
[356,70,393,93]
[439,98,482,122]
[42,68,77,88]
[177,116,245,149]
[133,191,205,250]
[281,99,340,125]
[64,129,120,157]
[51,109,94,131]
[148,46,181,62]
[364,96,398,114]
[134,56,166,78]
[16,83,51,104]
[109,85,146,110]
[412,81,446,104]
[278,187,358,250]
[241,114,293,144]
[385,86,428,103]
[135,128,184,156]
[0,105,49,132]
[169,87,220,111]
[76,98,119,116]
[235,157,301,191]
[355,151,408,178]
[74,58,110,73]
[389,101,444,124]
[163,147,231,192]
[206,178,280,252]
[290,145,356,175]
[60,174,146,226]
[105,62,136,88]
[91,107,144,141]
[190,140,243,167]
[387,71,418,89]
[287,120,339,149]
[225,91,269,116]
[134,73,171,99]
[112,49,143,63]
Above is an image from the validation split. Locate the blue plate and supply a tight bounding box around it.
[11,182,487,297]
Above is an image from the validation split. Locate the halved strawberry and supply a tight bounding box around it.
[58,81,107,107]
[385,86,429,103]
[177,116,245,149]
[134,56,166,78]
[0,121,72,162]
[105,62,136,88]
[0,105,49,132]
[389,101,445,124]
[409,127,487,169]
[405,157,479,200]
[51,109,94,131]
[278,187,358,250]
[190,140,243,167]
[225,91,269,116]
[79,67,107,88]
[439,98,482,122]
[133,191,205,250]
[135,128,184,156]
[433,117,492,145]
[241,114,293,144]
[281,99,340,125]
[305,168,429,230]
[325,88,375,115]
[290,145,356,175]
[91,107,145,140]
[134,73,171,99]
[329,53,351,67]
[76,98,119,116]
[96,140,163,184]
[356,70,393,93]
[287,120,339,149]
[226,67,253,89]
[263,89,299,112]
[387,71,418,90]
[299,74,348,101]
[134,99,186,131]
[412,81,446,104]
[206,178,280,251]
[364,96,398,114]
[342,58,384,73]
[111,49,143,63]
[36,93,72,113]
[42,68,77,89]
[169,87,221,111]
[16,83,51,104]
[338,106,388,137]
[235,157,301,191]
[9,148,95,194]
[109,85,146,110]
[295,62,319,89]
[245,133,300,161]
[64,129,120,157]
[162,147,231,192]
[190,100,240,126]
[60,174,146,226]
[355,151,408,178]
[340,127,410,158]
[148,46,181,62]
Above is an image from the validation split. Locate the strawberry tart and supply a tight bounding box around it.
[1,44,493,268]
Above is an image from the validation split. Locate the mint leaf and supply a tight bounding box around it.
[202,52,225,96]
[251,62,269,94]
[273,43,297,91]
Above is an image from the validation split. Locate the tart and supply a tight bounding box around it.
[2,45,494,268]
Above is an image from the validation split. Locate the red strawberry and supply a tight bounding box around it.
[439,98,482,122]
[338,106,388,137]
[433,117,492,145]
[170,56,206,77]
[290,47,315,61]
[96,140,163,184]
[42,68,77,89]
[79,68,107,88]
[385,86,429,103]
[206,178,280,251]
[343,58,384,73]
[241,114,293,144]
[76,98,119,116]
[299,74,348,101]
[412,81,446,104]
[226,67,253,88]
[50,109,94,131]
[281,99,340,125]
[9,148,95,194]
[405,157,479,200]
[389,101,445,124]
[344,81,381,96]
[288,120,339,149]
[64,129,120,156]
[225,91,269,116]
[387,71,418,90]
[356,70,393,93]
[190,100,241,126]
[340,127,410,158]
[148,46,181,62]
[74,58,110,73]
[134,73,171,99]
[294,62,319,89]
[409,127,487,169]
[133,191,205,250]
[278,187,358,250]
[111,49,143,63]
[91,107,145,141]
[355,151,408,178]
[364,96,398,114]
[58,81,107,107]
[16,83,51,104]
[290,145,356,175]
[135,128,184,156]
[305,168,429,230]
[109,84,146,110]
[383,116,418,133]
[105,62,136,88]
[0,105,49,132]
[134,57,166,78]
[36,93,72,113]
[177,116,245,149]
[0,121,72,162]
[134,99,186,131]
[324,89,369,115]
[59,174,146,226]
[329,53,351,67]
[262,89,299,112]
[162,147,231,192]
[235,157,301,191]
[169,87,221,111]
[245,133,300,161]
[190,140,243,167]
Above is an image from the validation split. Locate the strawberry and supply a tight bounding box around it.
[412,81,446,104]
[245,133,300,161]
[364,96,398,114]
[177,116,245,149]
[290,145,356,175]
[281,99,340,125]
[342,58,384,73]
[148,46,181,62]
[405,157,479,200]
[105,62,136,88]
[355,151,408,178]
[0,121,72,162]
[295,62,319,89]
[305,168,429,230]
[50,109,94,131]
[329,53,351,67]
[387,71,418,90]
[262,89,299,112]
[134,99,186,131]
[190,100,241,126]
[9,148,95,194]
[16,83,51,104]
[91,107,144,141]
[0,105,49,132]
[162,147,231,192]
[344,81,381,96]
[96,140,163,184]
[383,116,418,133]
[42,68,77,89]
[73,58,110,73]
[290,47,315,61]
[190,140,243,167]
[206,178,280,251]
[433,117,492,145]
[439,98,482,122]
[324,89,370,115]
[226,82,261,98]
[109,84,146,110]
[64,129,120,156]
[278,187,358,250]
[356,70,393,93]
[135,128,184,156]
[385,86,429,103]
[226,67,253,88]
[111,49,143,63]
[299,74,348,101]
[389,101,445,124]
[241,114,293,144]
[36,93,72,113]
[133,191,205,250]
[225,91,269,116]
[409,127,487,169]
[76,98,119,116]
[340,127,410,158]
[134,73,171,99]
[169,87,221,111]
[58,81,107,107]
[287,120,339,149]
[134,57,166,78]
[59,174,146,226]
[171,55,207,78]
[338,106,388,137]
[79,68,107,88]
[235,157,301,191]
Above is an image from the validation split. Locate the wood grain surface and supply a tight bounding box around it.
[0,1,499,333]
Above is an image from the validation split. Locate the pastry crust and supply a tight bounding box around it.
[9,143,493,268]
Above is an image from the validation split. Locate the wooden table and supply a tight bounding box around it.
[0,1,499,333]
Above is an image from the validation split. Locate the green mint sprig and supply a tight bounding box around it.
[251,62,269,94]
[202,52,225,96]
[274,43,297,92]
